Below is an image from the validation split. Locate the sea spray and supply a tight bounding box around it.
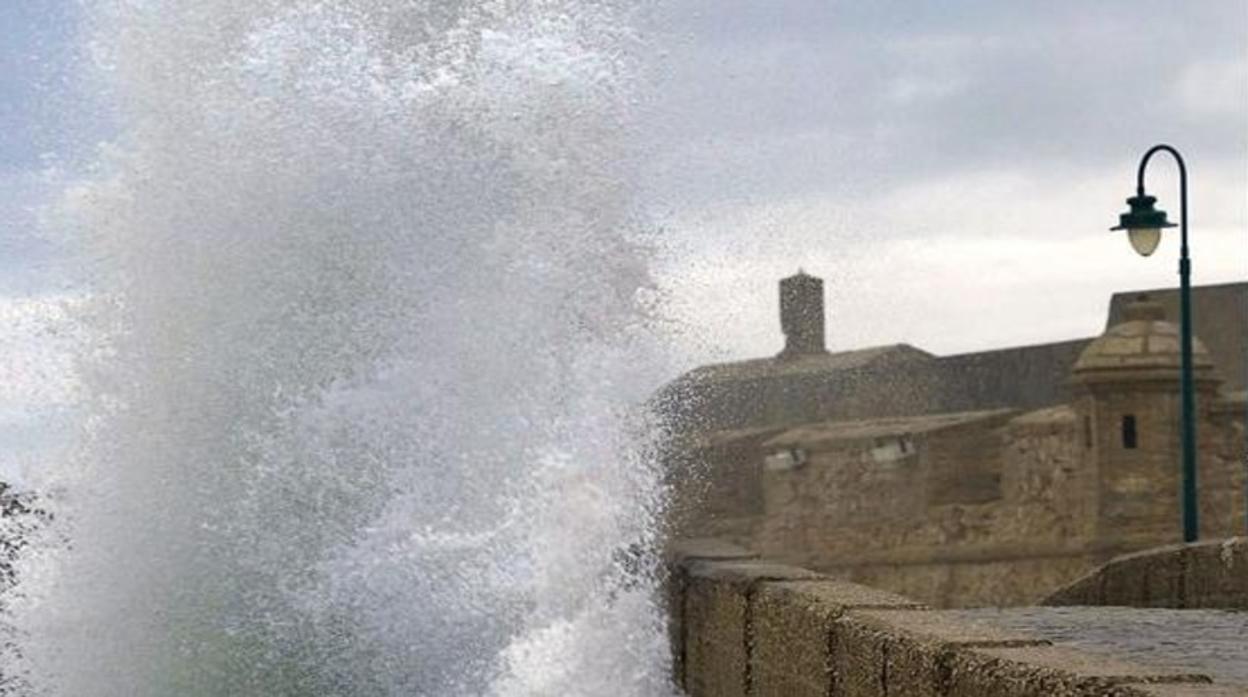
[9,2,677,695]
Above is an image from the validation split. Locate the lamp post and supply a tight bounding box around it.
[1110,143,1198,543]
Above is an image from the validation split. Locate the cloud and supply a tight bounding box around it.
[656,157,1247,365]
[1175,58,1248,118]
[0,1,1243,381]
[646,0,1248,208]
[641,0,1247,366]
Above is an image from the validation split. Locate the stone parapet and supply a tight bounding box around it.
[668,542,1245,696]
[1044,538,1248,609]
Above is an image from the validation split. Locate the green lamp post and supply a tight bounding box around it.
[1110,143,1198,543]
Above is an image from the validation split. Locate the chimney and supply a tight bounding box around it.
[778,271,827,358]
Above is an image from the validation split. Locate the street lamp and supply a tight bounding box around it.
[1110,143,1198,543]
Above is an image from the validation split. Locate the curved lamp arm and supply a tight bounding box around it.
[1136,144,1188,255]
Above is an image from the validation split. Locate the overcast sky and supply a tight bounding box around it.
[645,0,1248,365]
[0,1,1246,373]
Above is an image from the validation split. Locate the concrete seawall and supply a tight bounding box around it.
[1044,537,1247,609]
[668,539,1245,697]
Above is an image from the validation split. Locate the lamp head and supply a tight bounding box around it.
[1111,193,1174,257]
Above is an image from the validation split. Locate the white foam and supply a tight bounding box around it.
[8,2,677,695]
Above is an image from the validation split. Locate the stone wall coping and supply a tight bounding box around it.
[1044,537,1247,608]
[766,579,925,612]
[670,545,1248,696]
[1130,685,1248,697]
[686,559,821,588]
[845,608,1049,647]
[965,645,1211,684]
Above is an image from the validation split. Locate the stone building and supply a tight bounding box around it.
[660,273,1248,607]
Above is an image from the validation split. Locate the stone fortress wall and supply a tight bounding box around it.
[661,276,1248,607]
[667,540,1246,697]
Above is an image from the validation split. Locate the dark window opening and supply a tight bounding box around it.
[1083,416,1093,449]
[1122,414,1138,450]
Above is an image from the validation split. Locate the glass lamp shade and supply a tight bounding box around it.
[1112,193,1173,256]
[1127,227,1162,257]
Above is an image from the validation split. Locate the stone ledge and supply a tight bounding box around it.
[770,579,927,612]
[847,609,1046,647]
[666,539,764,690]
[751,581,928,697]
[687,559,823,587]
[950,645,1211,696]
[1124,685,1248,697]
[832,610,1054,697]
[670,540,1242,696]
[679,559,822,697]
[1044,538,1247,609]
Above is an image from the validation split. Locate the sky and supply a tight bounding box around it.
[645,0,1248,364]
[0,1,1245,395]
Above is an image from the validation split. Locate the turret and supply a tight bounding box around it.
[778,271,827,359]
[1071,296,1220,550]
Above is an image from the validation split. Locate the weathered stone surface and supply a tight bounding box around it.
[1184,538,1248,610]
[949,645,1211,697]
[1045,538,1248,610]
[1044,568,1103,606]
[832,610,1050,697]
[850,609,1046,647]
[667,538,762,688]
[1102,544,1188,608]
[665,282,1248,611]
[750,580,925,697]
[670,549,1246,697]
[1125,684,1248,696]
[750,583,841,697]
[683,569,750,697]
[682,559,822,697]
[777,579,927,610]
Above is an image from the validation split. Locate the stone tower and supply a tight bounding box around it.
[778,271,827,358]
[1070,296,1220,552]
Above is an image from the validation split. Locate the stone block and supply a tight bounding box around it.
[1043,569,1103,606]
[833,610,1049,697]
[853,609,1048,647]
[683,570,750,697]
[681,560,821,697]
[779,579,927,610]
[750,580,924,697]
[1184,539,1248,610]
[948,645,1211,697]
[1124,685,1248,697]
[666,538,758,689]
[1047,543,1194,608]
[751,584,838,697]
[832,612,894,697]
[1101,545,1188,608]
